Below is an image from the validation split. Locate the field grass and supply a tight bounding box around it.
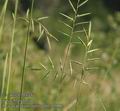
[0,0,120,111]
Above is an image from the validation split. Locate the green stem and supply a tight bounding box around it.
[19,1,34,110]
[4,0,18,111]
[18,20,30,111]
[0,0,8,41]
[62,0,80,76]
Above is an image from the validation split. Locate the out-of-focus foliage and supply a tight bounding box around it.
[0,0,120,111]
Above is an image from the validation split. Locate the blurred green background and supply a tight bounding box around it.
[0,0,120,111]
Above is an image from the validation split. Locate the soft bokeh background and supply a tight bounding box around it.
[0,0,120,111]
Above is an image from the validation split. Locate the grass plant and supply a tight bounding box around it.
[0,0,119,111]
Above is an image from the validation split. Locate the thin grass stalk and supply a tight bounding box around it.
[0,54,8,111]
[81,43,88,79]
[4,0,18,111]
[18,21,30,111]
[18,0,34,110]
[1,54,8,97]
[57,0,82,110]
[75,70,85,110]
[0,0,8,41]
[75,17,92,111]
[62,0,80,77]
[75,28,90,111]
[30,0,34,17]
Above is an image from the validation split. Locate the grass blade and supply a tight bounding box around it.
[0,0,8,41]
[59,31,71,38]
[40,63,47,71]
[46,36,52,50]
[38,23,42,33]
[75,21,89,26]
[87,49,99,53]
[26,9,30,19]
[87,58,100,61]
[60,58,63,72]
[71,60,83,65]
[48,56,55,69]
[37,29,44,41]
[86,67,99,70]
[49,33,59,41]
[87,40,93,47]
[88,21,92,37]
[31,19,34,32]
[70,60,73,75]
[41,71,50,80]
[74,30,84,33]
[59,20,72,29]
[5,0,18,111]
[0,54,8,106]
[68,0,76,13]
[78,37,87,48]
[77,13,91,18]
[19,1,35,110]
[78,0,89,8]
[37,16,49,21]
[60,13,73,21]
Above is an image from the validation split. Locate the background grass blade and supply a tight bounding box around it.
[0,0,8,41]
[4,0,18,111]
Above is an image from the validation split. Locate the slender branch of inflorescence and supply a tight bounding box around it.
[62,0,81,76]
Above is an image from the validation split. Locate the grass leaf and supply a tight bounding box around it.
[88,21,92,37]
[70,60,73,75]
[71,60,83,65]
[78,37,87,48]
[47,36,52,50]
[87,40,93,47]
[1,53,8,98]
[87,58,100,61]
[78,0,89,8]
[0,0,8,41]
[37,16,49,21]
[31,19,34,32]
[60,58,63,72]
[83,27,89,41]
[87,49,99,53]
[38,23,42,33]
[86,67,99,70]
[39,63,47,71]
[60,13,73,21]
[68,0,76,13]
[48,56,55,69]
[41,71,50,80]
[37,29,44,41]
[49,33,59,41]
[59,31,71,38]
[74,30,84,33]
[26,9,30,18]
[59,20,72,29]
[17,17,29,23]
[77,13,91,18]
[75,21,89,26]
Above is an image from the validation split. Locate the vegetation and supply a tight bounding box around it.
[0,0,120,111]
